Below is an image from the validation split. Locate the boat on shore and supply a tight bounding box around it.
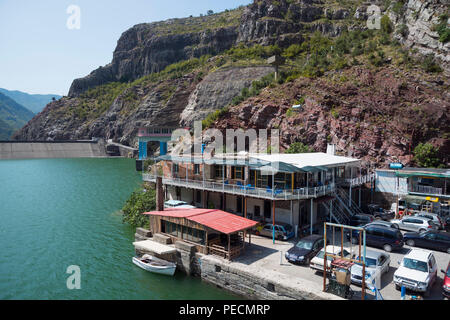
[132,254,177,276]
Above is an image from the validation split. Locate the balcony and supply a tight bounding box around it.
[337,173,376,188]
[409,184,448,197]
[143,174,335,201]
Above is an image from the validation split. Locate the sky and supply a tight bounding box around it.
[0,0,252,96]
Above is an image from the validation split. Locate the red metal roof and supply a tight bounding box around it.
[143,209,259,234]
[143,208,215,218]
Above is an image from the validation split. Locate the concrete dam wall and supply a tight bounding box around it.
[0,141,108,160]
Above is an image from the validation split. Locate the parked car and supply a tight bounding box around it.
[365,221,400,230]
[442,262,450,299]
[391,216,439,233]
[259,222,295,241]
[345,221,399,240]
[366,204,395,221]
[309,245,353,273]
[444,216,450,232]
[349,214,374,227]
[351,225,404,252]
[350,250,391,286]
[164,200,196,209]
[285,235,325,265]
[394,249,438,296]
[414,212,445,230]
[404,231,450,254]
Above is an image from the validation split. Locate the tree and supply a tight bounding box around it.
[122,187,156,227]
[285,142,313,154]
[413,143,442,168]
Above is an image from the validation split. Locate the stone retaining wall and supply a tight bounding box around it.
[134,229,341,300]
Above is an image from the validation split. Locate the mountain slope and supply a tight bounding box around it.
[0,88,62,114]
[0,92,35,140]
[12,0,450,166]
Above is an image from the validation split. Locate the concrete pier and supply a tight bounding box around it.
[134,231,342,300]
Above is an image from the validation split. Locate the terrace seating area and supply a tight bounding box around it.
[143,173,335,200]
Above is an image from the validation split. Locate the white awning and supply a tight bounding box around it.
[133,240,177,255]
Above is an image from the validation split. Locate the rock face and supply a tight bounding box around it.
[180,66,274,126]
[212,66,450,167]
[67,0,369,96]
[14,0,450,166]
[392,0,450,71]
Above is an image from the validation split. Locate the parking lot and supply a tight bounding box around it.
[239,230,449,300]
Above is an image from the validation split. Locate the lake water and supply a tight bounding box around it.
[0,158,238,300]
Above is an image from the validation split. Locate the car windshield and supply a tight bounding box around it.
[316,249,349,261]
[296,240,313,250]
[316,251,334,261]
[403,258,428,273]
[355,257,377,267]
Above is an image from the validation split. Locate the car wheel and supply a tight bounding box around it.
[447,247,450,254]
[383,244,392,252]
[419,229,426,233]
[277,235,283,241]
[395,284,401,291]
[406,240,415,247]
[304,257,310,265]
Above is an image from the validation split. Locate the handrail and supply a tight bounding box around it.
[143,174,335,200]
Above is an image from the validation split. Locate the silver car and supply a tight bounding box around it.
[414,212,444,230]
[351,250,391,286]
[391,216,439,233]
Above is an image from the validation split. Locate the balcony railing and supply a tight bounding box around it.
[410,185,445,196]
[143,174,335,200]
[337,173,376,188]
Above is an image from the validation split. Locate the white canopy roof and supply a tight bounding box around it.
[133,240,177,255]
[249,152,360,169]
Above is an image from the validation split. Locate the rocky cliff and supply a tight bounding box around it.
[13,0,450,166]
[211,65,449,166]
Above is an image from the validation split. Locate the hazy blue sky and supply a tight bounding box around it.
[0,0,251,96]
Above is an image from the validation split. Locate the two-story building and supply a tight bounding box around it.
[144,151,365,236]
[375,167,450,215]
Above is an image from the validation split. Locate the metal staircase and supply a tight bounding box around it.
[322,201,350,225]
[322,187,364,225]
[335,187,364,216]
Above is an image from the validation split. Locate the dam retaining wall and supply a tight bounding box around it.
[0,140,108,160]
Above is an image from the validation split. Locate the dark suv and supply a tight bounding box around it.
[366,204,395,221]
[349,214,374,227]
[351,225,404,252]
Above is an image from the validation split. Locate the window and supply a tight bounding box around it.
[233,166,244,180]
[372,228,385,237]
[196,190,202,203]
[215,166,223,179]
[194,164,200,175]
[173,163,179,173]
[425,233,437,240]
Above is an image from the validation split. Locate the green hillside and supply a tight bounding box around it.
[0,92,35,140]
[0,88,61,114]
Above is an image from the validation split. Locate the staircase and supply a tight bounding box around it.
[322,187,364,225]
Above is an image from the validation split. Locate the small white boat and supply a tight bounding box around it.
[132,254,176,276]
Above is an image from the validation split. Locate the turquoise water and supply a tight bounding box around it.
[0,158,238,300]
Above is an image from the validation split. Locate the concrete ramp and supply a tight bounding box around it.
[0,141,108,160]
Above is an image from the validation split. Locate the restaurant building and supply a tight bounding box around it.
[143,151,370,235]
